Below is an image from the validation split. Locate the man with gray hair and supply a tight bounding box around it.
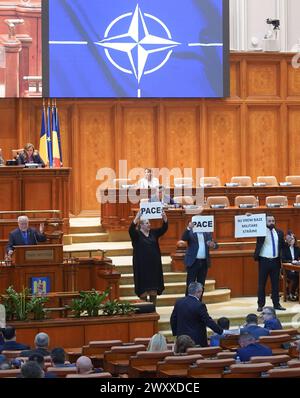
[20,332,50,357]
[7,215,46,256]
[170,282,223,347]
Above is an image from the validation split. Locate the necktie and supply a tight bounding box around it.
[270,229,276,257]
[22,231,28,245]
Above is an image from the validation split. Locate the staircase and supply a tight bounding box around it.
[64,218,232,339]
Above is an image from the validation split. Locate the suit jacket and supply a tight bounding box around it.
[281,244,300,262]
[0,340,30,353]
[181,229,218,268]
[254,228,285,261]
[240,325,270,340]
[236,343,272,362]
[6,228,47,253]
[150,194,175,205]
[264,318,282,331]
[17,152,45,166]
[170,295,223,347]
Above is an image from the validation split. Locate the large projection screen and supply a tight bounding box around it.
[43,0,229,98]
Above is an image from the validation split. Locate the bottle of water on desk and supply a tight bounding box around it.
[236,355,241,364]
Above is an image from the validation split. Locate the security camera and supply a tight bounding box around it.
[266,18,280,30]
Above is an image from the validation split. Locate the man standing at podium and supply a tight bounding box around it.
[6,215,46,256]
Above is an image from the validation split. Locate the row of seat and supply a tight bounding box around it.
[113,176,300,187]
[141,195,300,207]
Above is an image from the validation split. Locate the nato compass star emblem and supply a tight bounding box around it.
[94,4,180,93]
[49,3,223,97]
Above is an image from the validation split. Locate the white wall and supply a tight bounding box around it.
[230,0,300,51]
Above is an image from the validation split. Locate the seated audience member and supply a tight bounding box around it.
[174,335,195,354]
[0,148,4,165]
[76,356,98,374]
[138,168,160,189]
[262,307,282,330]
[147,333,168,352]
[51,347,74,367]
[0,354,10,370]
[0,326,29,353]
[240,314,270,340]
[16,143,45,166]
[150,185,176,206]
[170,282,223,347]
[6,215,46,256]
[21,361,44,378]
[210,317,239,347]
[20,332,50,357]
[236,333,272,362]
[282,232,299,301]
[29,353,56,378]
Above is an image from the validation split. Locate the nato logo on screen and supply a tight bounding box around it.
[44,0,229,98]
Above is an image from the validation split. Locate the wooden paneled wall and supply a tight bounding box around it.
[0,52,300,215]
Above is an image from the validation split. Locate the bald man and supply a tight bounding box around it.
[76,356,94,374]
[6,215,46,256]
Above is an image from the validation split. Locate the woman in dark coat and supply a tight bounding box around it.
[129,210,168,306]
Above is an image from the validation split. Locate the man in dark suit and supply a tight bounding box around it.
[236,333,272,362]
[0,326,29,353]
[182,220,218,294]
[6,215,46,256]
[170,282,223,347]
[150,185,176,205]
[240,313,269,340]
[254,215,286,311]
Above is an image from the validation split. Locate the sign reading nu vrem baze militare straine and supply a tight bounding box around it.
[140,202,163,220]
[192,216,214,233]
[235,213,267,238]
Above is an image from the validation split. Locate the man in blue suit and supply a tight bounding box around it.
[6,215,46,256]
[236,333,272,362]
[182,220,218,294]
[0,326,29,353]
[240,313,269,340]
[170,282,223,347]
[149,185,176,206]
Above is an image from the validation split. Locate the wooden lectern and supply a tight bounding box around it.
[13,244,64,292]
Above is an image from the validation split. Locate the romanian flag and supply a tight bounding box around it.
[39,106,48,164]
[53,104,63,166]
[47,105,53,167]
[52,105,61,168]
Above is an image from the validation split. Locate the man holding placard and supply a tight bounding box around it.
[254,215,286,312]
[181,216,218,295]
[129,204,168,306]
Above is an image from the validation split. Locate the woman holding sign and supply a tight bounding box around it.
[129,210,168,306]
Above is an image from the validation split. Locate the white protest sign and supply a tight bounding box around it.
[235,213,267,238]
[140,202,163,220]
[0,304,5,328]
[192,216,214,233]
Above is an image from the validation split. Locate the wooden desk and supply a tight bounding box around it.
[0,166,71,231]
[282,263,300,304]
[100,186,300,236]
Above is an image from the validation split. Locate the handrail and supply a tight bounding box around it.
[0,210,61,215]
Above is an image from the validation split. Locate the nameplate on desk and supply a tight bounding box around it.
[225,183,239,187]
[239,204,255,209]
[210,204,226,209]
[25,250,54,261]
[280,182,292,186]
[293,203,300,208]
[267,203,282,208]
[253,182,267,187]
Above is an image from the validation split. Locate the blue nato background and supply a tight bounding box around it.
[47,0,227,98]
